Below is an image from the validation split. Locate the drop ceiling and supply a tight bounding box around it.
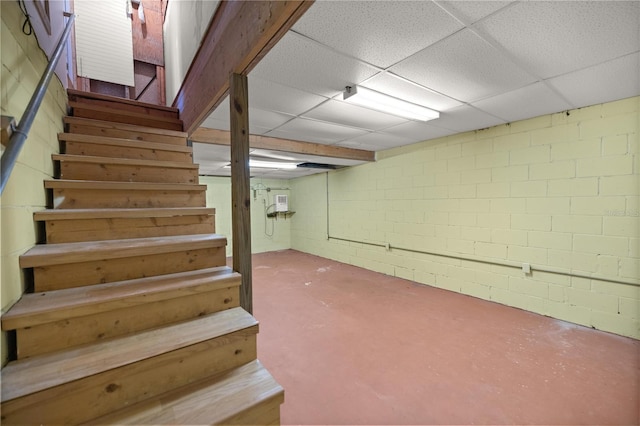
[194,0,640,178]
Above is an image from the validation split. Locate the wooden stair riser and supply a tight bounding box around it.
[42,214,215,243]
[65,117,187,145]
[17,286,239,358]
[68,91,179,120]
[84,360,283,425]
[1,328,257,425]
[64,140,193,162]
[70,103,183,132]
[224,394,283,426]
[56,159,199,184]
[50,187,206,209]
[33,246,226,292]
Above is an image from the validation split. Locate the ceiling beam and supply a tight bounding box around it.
[191,127,376,162]
[173,1,314,135]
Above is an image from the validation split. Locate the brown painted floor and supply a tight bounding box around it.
[249,250,639,425]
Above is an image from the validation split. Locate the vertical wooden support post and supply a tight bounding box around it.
[230,73,252,314]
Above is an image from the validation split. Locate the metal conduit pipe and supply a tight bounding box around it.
[328,235,639,287]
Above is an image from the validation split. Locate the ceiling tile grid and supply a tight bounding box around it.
[195,1,640,178]
[290,0,464,68]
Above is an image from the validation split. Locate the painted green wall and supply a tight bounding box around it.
[202,176,292,257]
[1,1,68,365]
[290,97,639,339]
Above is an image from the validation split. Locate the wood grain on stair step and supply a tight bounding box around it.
[68,89,179,120]
[52,154,200,184]
[59,133,193,162]
[20,234,225,267]
[0,308,258,425]
[5,267,239,355]
[3,266,238,330]
[20,234,227,291]
[64,116,187,145]
[70,101,183,131]
[45,180,207,209]
[34,207,215,243]
[85,360,283,425]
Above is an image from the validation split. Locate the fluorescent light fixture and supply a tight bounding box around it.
[250,160,298,169]
[225,160,299,170]
[343,85,439,121]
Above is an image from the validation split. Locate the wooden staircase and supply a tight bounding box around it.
[0,90,284,425]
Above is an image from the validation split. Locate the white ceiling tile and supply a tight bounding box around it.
[193,143,230,162]
[200,116,229,131]
[202,100,294,133]
[380,121,456,142]
[292,1,462,68]
[206,96,230,121]
[202,168,231,177]
[250,125,277,136]
[390,29,536,102]
[472,82,572,122]
[477,1,640,79]
[362,72,462,112]
[249,108,295,131]
[338,132,415,151]
[266,118,369,145]
[436,1,514,24]
[250,32,380,98]
[302,99,408,130]
[431,104,505,132]
[248,76,328,115]
[547,53,640,109]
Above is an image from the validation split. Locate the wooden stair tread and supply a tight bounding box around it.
[87,360,283,425]
[69,101,183,125]
[64,116,187,138]
[2,266,239,330]
[0,307,258,403]
[45,179,206,191]
[34,207,215,221]
[52,154,200,169]
[68,89,179,114]
[59,132,192,152]
[20,234,227,268]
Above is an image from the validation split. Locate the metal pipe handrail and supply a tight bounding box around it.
[0,13,75,195]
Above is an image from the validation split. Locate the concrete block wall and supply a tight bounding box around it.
[291,97,639,339]
[1,1,68,365]
[202,176,292,257]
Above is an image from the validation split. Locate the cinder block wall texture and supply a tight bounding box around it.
[1,1,67,365]
[291,97,639,339]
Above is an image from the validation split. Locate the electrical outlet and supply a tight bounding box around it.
[385,242,391,251]
[522,263,531,274]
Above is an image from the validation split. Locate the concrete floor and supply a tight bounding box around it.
[250,250,639,425]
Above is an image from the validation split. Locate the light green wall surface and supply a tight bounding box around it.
[202,176,292,257]
[290,97,640,339]
[1,1,68,365]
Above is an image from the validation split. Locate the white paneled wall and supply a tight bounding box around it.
[74,0,134,86]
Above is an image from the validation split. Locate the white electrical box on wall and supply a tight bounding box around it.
[274,194,289,212]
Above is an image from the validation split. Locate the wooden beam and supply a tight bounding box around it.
[173,1,314,134]
[191,127,376,162]
[230,73,252,314]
